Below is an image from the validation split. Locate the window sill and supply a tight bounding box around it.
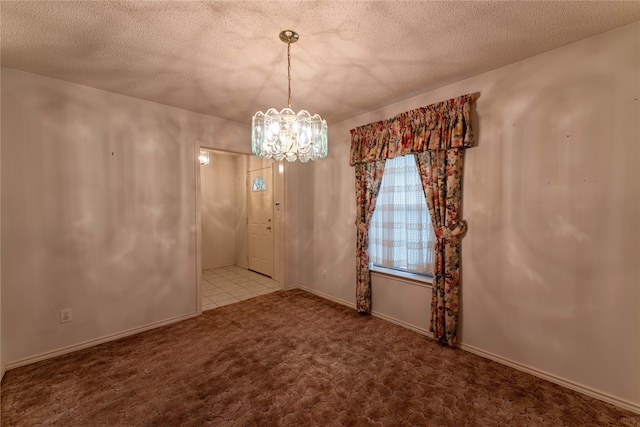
[369,266,433,289]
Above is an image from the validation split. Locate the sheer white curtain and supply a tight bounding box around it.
[369,155,436,274]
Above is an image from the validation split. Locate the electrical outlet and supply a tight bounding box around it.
[322,270,328,279]
[60,309,72,324]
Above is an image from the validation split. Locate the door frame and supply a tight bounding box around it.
[194,140,286,314]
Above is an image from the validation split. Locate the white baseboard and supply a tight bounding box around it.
[293,285,640,415]
[293,284,355,309]
[4,312,198,371]
[370,310,435,340]
[456,342,640,415]
[7,285,640,415]
[294,284,434,338]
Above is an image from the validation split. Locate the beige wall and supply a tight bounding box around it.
[234,155,249,269]
[201,150,236,269]
[287,22,640,409]
[1,67,250,365]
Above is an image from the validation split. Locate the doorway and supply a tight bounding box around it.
[194,142,285,314]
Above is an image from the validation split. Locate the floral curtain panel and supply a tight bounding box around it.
[415,149,467,346]
[354,160,386,313]
[349,94,475,346]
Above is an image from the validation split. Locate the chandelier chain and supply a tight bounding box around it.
[287,41,292,108]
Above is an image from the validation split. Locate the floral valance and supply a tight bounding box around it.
[349,94,476,166]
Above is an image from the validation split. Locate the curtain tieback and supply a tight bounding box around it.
[354,219,368,233]
[434,220,467,240]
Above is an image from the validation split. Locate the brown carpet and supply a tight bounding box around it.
[1,289,638,426]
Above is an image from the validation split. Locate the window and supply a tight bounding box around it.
[251,177,267,191]
[369,155,436,276]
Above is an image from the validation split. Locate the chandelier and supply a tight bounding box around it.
[252,30,328,162]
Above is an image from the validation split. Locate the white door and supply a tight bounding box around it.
[247,167,274,277]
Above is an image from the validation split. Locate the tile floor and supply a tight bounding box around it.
[201,266,281,311]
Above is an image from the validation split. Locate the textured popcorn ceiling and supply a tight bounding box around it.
[3,1,640,125]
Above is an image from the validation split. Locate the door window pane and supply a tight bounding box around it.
[252,177,267,191]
